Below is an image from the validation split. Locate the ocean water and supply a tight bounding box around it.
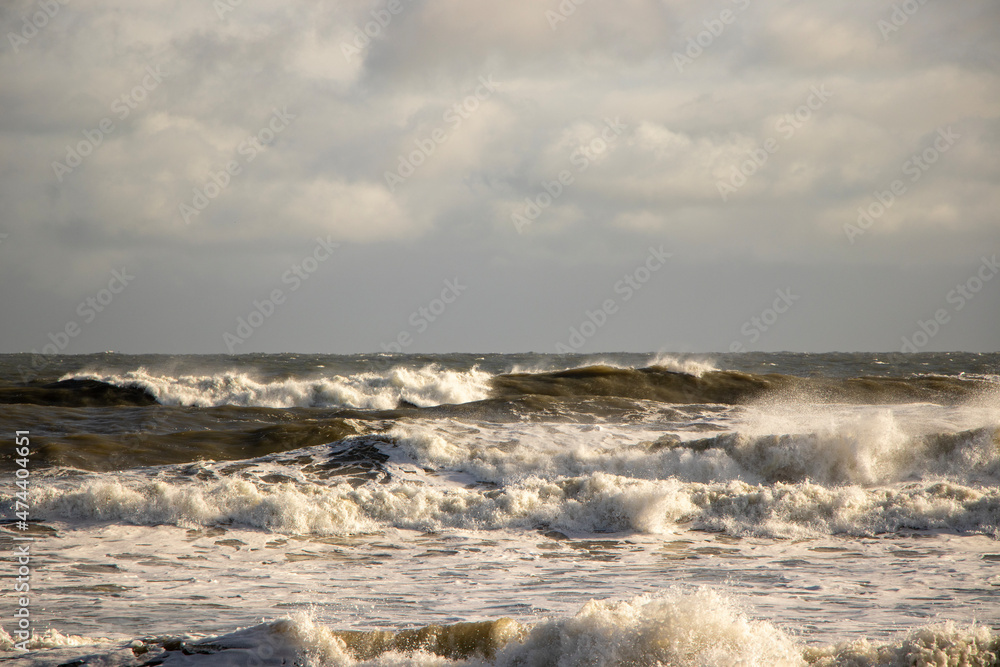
[1,352,998,666]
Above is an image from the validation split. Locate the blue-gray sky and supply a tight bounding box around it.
[0,0,998,355]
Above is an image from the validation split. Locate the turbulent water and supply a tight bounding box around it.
[1,352,998,666]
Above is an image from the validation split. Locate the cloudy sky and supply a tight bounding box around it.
[1,0,997,355]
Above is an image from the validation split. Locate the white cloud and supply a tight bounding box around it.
[0,0,998,351]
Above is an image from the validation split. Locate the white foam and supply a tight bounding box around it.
[648,353,718,376]
[8,589,998,666]
[19,398,1000,539]
[388,413,1000,490]
[56,591,802,666]
[33,477,380,534]
[497,590,804,667]
[39,590,998,667]
[727,404,1000,485]
[805,622,1000,666]
[0,627,113,651]
[63,365,493,409]
[388,421,751,485]
[28,466,1000,539]
[279,590,804,666]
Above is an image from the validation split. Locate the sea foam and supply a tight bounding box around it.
[64,365,492,409]
[30,469,1000,538]
[18,591,996,666]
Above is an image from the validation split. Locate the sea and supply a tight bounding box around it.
[0,352,998,666]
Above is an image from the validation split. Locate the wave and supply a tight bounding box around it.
[60,365,492,409]
[387,419,1000,488]
[302,590,804,666]
[29,417,363,472]
[25,395,998,478]
[0,378,157,407]
[29,465,1000,538]
[491,366,995,406]
[667,425,1000,486]
[805,623,1000,667]
[648,353,718,376]
[4,363,984,410]
[0,362,986,411]
[6,591,997,666]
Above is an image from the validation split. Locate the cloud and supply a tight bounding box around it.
[0,0,997,351]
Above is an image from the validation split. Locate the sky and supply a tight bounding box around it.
[0,0,998,355]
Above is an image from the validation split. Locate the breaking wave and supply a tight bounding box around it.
[491,366,994,405]
[61,366,492,409]
[389,419,1000,488]
[29,467,1000,539]
[4,363,986,410]
[9,591,997,666]
[648,353,718,376]
[0,378,158,407]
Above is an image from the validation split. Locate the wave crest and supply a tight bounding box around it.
[28,592,997,666]
[30,470,1000,538]
[492,366,993,405]
[648,353,718,376]
[804,621,1000,666]
[63,365,492,409]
